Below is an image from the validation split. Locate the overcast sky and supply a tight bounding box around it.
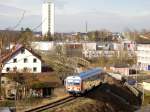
[0,0,150,32]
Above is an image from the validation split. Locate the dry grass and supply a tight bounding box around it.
[46,83,140,112]
[18,87,68,112]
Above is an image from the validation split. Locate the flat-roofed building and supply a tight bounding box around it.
[137,44,150,71]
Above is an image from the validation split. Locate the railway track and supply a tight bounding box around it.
[25,96,77,112]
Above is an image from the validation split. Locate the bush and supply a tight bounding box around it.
[0,100,15,107]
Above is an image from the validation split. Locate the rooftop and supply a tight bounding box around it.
[0,45,42,64]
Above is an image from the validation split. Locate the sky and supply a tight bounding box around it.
[0,0,150,32]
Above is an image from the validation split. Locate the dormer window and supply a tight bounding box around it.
[13,58,17,63]
[21,49,25,54]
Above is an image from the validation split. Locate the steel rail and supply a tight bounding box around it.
[25,96,77,112]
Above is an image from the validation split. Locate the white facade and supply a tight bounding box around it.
[113,43,123,51]
[32,41,54,51]
[2,48,42,73]
[42,0,54,36]
[82,42,97,51]
[137,44,150,71]
[83,50,115,59]
[83,50,100,58]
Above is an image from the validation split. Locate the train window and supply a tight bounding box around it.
[74,83,80,85]
[67,82,73,86]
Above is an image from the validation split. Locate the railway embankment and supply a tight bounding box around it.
[23,74,142,112]
[46,76,141,112]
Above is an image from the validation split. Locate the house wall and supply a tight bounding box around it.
[2,49,42,73]
[82,42,96,51]
[83,50,115,59]
[137,44,150,71]
[110,67,129,76]
[32,41,54,51]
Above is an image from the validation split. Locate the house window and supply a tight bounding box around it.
[13,58,17,63]
[33,58,37,63]
[33,67,37,72]
[21,49,25,54]
[6,67,10,72]
[1,80,5,84]
[24,58,28,63]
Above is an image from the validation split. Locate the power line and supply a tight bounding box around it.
[32,18,47,31]
[10,11,26,30]
[1,12,26,29]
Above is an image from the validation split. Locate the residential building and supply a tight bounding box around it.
[122,40,136,51]
[56,42,97,57]
[83,50,114,59]
[82,42,97,51]
[65,43,83,57]
[32,41,54,51]
[110,65,129,76]
[1,46,42,73]
[42,0,55,36]
[137,44,150,71]
[83,50,101,58]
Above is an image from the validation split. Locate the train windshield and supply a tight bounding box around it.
[67,82,74,86]
[73,82,80,85]
[66,80,80,86]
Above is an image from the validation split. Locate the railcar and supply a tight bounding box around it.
[65,67,104,95]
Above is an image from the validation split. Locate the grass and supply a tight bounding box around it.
[143,95,150,106]
[46,98,104,112]
[139,71,150,75]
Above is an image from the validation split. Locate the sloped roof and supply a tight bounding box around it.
[0,45,42,64]
[4,72,61,88]
[24,72,61,88]
[31,73,61,88]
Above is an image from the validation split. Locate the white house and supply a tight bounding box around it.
[31,41,54,51]
[1,46,42,73]
[137,44,150,71]
[82,42,97,51]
